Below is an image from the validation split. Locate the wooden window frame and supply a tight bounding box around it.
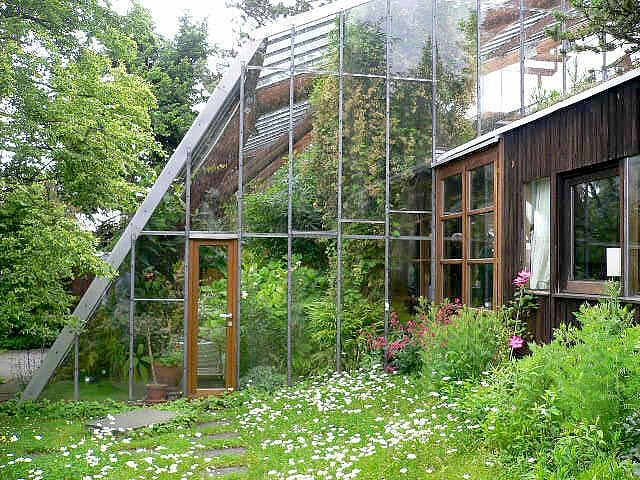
[436,148,499,307]
[560,163,623,295]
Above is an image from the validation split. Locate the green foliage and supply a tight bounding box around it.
[0,398,129,421]
[421,306,510,382]
[240,365,287,392]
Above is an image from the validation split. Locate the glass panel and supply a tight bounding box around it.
[442,263,462,302]
[390,0,433,78]
[293,14,340,72]
[479,0,522,133]
[435,0,477,154]
[390,79,433,210]
[40,347,76,401]
[470,263,494,308]
[443,174,462,214]
[190,96,240,232]
[133,301,183,400]
[523,1,564,113]
[391,239,431,321]
[341,239,384,370]
[443,217,463,259]
[343,221,384,237]
[629,157,640,296]
[146,174,186,232]
[292,238,337,381]
[243,67,290,234]
[606,34,640,80]
[195,244,230,389]
[470,212,495,259]
[79,270,130,401]
[343,0,387,76]
[525,178,551,290]
[470,163,494,210]
[134,235,184,300]
[391,212,431,238]
[240,238,287,382]
[571,174,620,281]
[566,33,604,92]
[293,72,338,232]
[342,76,386,219]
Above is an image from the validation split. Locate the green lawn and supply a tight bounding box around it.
[0,369,502,480]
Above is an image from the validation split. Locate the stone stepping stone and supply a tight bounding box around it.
[202,447,247,457]
[88,409,177,430]
[197,420,232,429]
[207,432,240,441]
[205,465,248,477]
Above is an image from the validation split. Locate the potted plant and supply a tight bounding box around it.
[138,314,168,403]
[153,348,182,387]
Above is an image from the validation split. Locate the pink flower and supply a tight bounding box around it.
[513,269,532,287]
[509,335,525,349]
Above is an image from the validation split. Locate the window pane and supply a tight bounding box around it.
[470,263,494,308]
[443,217,463,259]
[443,175,462,214]
[629,156,640,295]
[442,264,462,302]
[470,213,495,259]
[470,163,494,210]
[572,175,620,281]
[525,178,551,289]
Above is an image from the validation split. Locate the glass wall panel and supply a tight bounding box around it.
[391,212,431,238]
[79,270,130,401]
[240,238,287,382]
[40,348,76,401]
[292,238,337,380]
[134,235,184,300]
[391,239,431,321]
[390,79,433,210]
[293,14,340,72]
[293,72,338,232]
[343,221,385,237]
[525,177,551,290]
[390,0,433,78]
[523,0,564,113]
[435,0,477,154]
[242,67,291,234]
[341,239,384,370]
[342,76,386,220]
[190,103,240,232]
[470,163,494,209]
[470,263,494,308]
[343,0,387,76]
[132,301,184,401]
[443,217,463,259]
[628,156,640,296]
[479,0,522,133]
[146,174,186,232]
[566,34,604,92]
[442,263,462,301]
[605,34,640,80]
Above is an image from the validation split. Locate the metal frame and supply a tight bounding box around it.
[26,0,629,400]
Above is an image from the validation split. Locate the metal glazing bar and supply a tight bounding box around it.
[393,235,433,241]
[253,64,435,84]
[384,0,392,354]
[343,234,386,240]
[519,0,525,115]
[189,232,239,239]
[140,231,185,236]
[389,209,432,215]
[135,298,184,303]
[624,157,631,297]
[561,0,567,93]
[602,33,608,81]
[431,0,438,300]
[182,149,191,397]
[291,230,338,238]
[73,334,79,401]
[287,26,295,387]
[236,63,246,390]
[128,231,136,402]
[336,11,345,374]
[476,0,482,136]
[340,218,385,224]
[243,232,289,238]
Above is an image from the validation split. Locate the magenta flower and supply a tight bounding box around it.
[513,269,532,287]
[509,335,525,349]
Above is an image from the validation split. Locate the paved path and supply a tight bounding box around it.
[195,418,248,478]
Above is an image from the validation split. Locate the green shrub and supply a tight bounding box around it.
[240,365,287,392]
[422,306,510,382]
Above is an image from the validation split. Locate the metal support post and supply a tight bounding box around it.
[430,0,438,300]
[519,0,525,115]
[73,334,79,401]
[336,12,345,373]
[287,27,295,386]
[236,63,246,389]
[128,231,136,401]
[561,0,568,93]
[182,149,191,397]
[384,0,391,353]
[476,0,482,136]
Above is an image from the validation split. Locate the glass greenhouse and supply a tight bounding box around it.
[24,0,638,401]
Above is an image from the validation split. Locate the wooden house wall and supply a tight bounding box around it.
[500,77,640,341]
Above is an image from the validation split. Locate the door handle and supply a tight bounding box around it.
[219,313,232,318]
[226,321,233,327]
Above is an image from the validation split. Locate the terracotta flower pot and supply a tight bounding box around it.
[145,383,168,403]
[153,363,182,387]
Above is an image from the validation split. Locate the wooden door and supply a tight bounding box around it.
[187,239,238,396]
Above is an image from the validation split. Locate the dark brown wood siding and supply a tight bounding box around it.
[500,77,640,341]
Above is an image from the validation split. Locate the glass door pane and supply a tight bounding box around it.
[195,244,230,390]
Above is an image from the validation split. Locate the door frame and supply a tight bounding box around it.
[187,239,239,397]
